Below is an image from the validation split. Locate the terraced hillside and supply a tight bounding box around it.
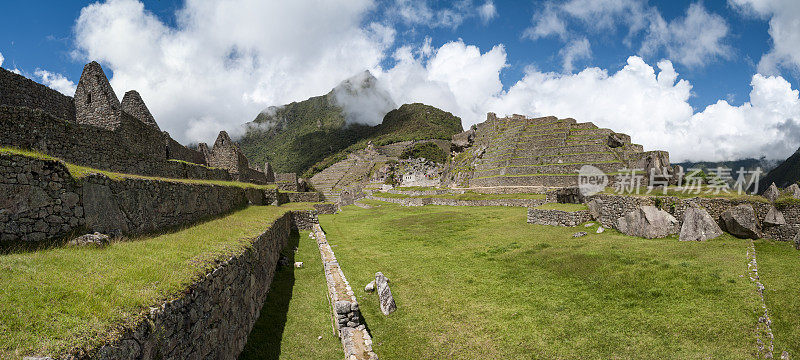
[450,113,667,188]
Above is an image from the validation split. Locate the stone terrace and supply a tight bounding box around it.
[459,113,663,188]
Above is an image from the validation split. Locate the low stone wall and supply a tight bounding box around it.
[386,189,465,196]
[527,208,592,226]
[291,210,319,231]
[0,154,283,244]
[286,191,324,203]
[452,186,549,195]
[367,195,546,208]
[585,194,800,241]
[313,203,339,214]
[66,212,294,359]
[312,224,378,360]
[0,153,84,242]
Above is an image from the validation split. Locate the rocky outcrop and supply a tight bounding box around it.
[787,184,800,199]
[721,204,761,239]
[679,206,723,241]
[376,272,397,316]
[616,206,679,239]
[763,183,780,202]
[587,198,603,220]
[764,207,787,227]
[607,133,628,148]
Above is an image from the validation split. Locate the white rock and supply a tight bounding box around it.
[294,262,303,268]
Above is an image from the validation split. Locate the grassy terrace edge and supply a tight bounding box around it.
[0,147,277,190]
[0,203,316,358]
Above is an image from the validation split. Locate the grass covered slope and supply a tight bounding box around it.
[319,201,761,359]
[0,204,314,358]
[240,230,342,360]
[238,91,374,175]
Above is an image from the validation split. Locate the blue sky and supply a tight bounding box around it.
[1,0,799,162]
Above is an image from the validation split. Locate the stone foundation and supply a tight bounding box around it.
[527,208,592,226]
[312,224,378,360]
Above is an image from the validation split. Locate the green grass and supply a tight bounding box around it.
[535,202,588,211]
[372,191,545,201]
[239,230,342,360]
[0,203,314,358]
[753,240,800,356]
[319,201,761,359]
[0,147,277,190]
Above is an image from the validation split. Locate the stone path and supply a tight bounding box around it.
[311,224,378,360]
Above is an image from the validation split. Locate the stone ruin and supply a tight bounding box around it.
[446,112,674,188]
[0,61,284,185]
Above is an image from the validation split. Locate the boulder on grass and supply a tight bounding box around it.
[720,204,761,239]
[364,280,375,293]
[616,206,679,239]
[793,232,800,250]
[68,232,110,247]
[679,206,723,241]
[787,183,800,199]
[763,182,780,202]
[376,272,396,315]
[764,206,786,227]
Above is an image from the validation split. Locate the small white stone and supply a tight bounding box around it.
[294,262,303,268]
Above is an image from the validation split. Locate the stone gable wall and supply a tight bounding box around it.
[66,212,293,360]
[74,62,121,130]
[0,67,76,121]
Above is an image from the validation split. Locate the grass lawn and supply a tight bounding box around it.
[0,203,313,359]
[535,202,588,211]
[372,191,545,201]
[754,240,800,356]
[319,200,762,359]
[240,230,342,360]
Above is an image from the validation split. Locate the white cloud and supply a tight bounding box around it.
[376,40,506,126]
[34,69,77,96]
[642,3,731,67]
[730,0,800,74]
[524,1,730,68]
[522,4,568,41]
[74,0,392,143]
[485,56,800,162]
[0,52,4,67]
[478,1,497,24]
[392,0,471,29]
[559,37,591,73]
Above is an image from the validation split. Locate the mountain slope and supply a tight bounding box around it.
[304,103,463,177]
[238,71,462,176]
[759,147,800,192]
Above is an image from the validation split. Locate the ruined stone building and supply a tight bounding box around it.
[0,61,274,184]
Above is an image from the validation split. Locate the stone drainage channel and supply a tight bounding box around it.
[747,240,775,359]
[311,224,379,360]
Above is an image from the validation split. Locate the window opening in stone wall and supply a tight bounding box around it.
[86,92,92,104]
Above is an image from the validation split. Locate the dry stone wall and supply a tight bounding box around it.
[586,194,800,241]
[527,208,592,226]
[0,153,84,242]
[0,67,76,122]
[0,154,305,244]
[0,106,228,181]
[66,212,293,360]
